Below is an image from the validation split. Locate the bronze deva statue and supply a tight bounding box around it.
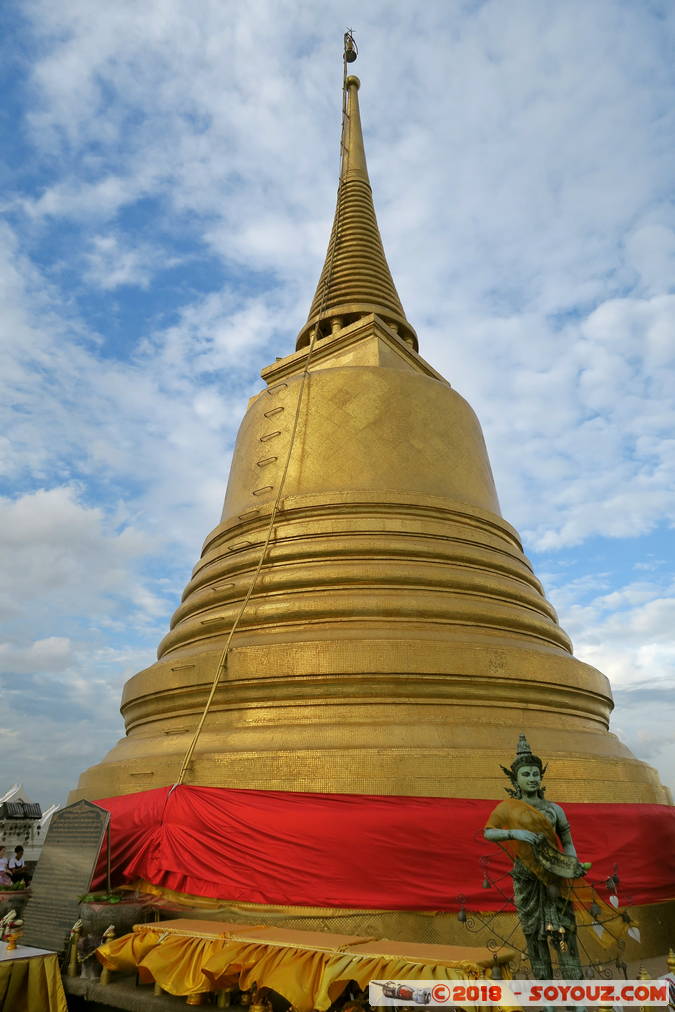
[484,734,591,979]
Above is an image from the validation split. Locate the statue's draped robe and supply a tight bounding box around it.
[485,799,581,977]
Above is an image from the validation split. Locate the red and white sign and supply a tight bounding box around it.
[369,978,670,1006]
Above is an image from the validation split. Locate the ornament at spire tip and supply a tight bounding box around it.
[346,75,360,90]
[344,28,358,63]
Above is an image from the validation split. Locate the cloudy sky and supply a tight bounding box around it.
[1,0,674,807]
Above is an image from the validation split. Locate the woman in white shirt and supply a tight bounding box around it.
[0,846,11,887]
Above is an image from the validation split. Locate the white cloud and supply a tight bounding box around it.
[0,637,74,675]
[0,487,150,623]
[84,233,181,290]
[624,223,675,296]
[0,220,267,549]
[547,575,675,793]
[19,175,150,224]
[553,573,675,656]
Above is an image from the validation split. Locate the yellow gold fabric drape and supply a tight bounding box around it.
[96,927,163,974]
[98,921,242,997]
[97,919,512,1010]
[202,937,494,1012]
[204,939,336,1011]
[140,935,238,996]
[0,952,67,1012]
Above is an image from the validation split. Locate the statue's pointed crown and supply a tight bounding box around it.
[516,732,533,758]
[296,59,418,352]
[500,733,547,796]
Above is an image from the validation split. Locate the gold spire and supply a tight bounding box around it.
[296,75,418,351]
[341,74,369,184]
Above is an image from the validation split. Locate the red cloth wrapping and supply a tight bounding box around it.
[93,785,675,911]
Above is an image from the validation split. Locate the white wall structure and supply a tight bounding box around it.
[0,785,61,864]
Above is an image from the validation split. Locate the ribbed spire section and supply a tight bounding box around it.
[296,75,418,351]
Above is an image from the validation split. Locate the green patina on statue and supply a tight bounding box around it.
[484,734,591,979]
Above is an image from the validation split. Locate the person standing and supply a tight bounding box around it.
[8,846,27,884]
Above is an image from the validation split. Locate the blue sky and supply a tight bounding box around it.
[1,0,674,807]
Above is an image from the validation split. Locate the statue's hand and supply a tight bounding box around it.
[509,830,544,845]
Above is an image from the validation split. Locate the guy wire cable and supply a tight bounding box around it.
[174,32,358,787]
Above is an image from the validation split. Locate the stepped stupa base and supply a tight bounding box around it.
[71,708,669,805]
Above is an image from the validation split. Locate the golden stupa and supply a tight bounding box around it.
[72,61,671,951]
